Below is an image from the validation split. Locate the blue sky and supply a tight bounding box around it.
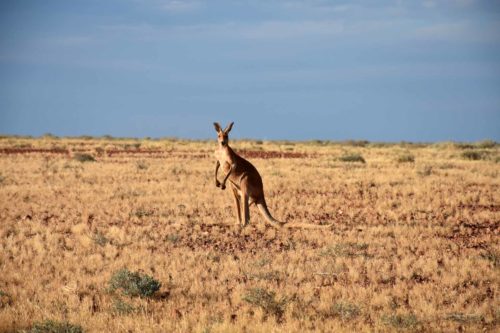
[0,0,499,141]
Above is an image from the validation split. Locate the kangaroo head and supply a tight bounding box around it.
[213,122,234,147]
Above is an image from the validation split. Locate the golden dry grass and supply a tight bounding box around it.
[0,136,498,332]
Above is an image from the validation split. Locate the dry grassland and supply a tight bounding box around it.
[0,136,498,332]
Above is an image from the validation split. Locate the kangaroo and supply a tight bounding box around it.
[213,121,285,227]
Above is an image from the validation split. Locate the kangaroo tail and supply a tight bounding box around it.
[257,200,285,227]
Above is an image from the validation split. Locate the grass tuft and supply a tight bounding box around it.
[0,290,13,308]
[242,288,289,322]
[339,153,366,163]
[382,313,420,329]
[112,297,136,315]
[396,153,415,163]
[330,301,361,321]
[28,320,83,333]
[321,242,370,258]
[108,268,161,298]
[445,312,483,324]
[73,153,95,163]
[91,231,109,247]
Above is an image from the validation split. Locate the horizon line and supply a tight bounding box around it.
[0,133,498,146]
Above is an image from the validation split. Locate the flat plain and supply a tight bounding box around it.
[0,136,498,332]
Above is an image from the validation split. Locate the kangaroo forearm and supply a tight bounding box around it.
[222,165,233,184]
[214,161,220,180]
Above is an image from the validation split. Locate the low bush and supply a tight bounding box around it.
[417,165,432,177]
[73,153,95,163]
[474,140,496,149]
[462,150,489,161]
[330,301,361,321]
[108,268,161,298]
[339,153,366,163]
[91,231,109,247]
[242,288,289,322]
[112,297,136,315]
[396,153,415,163]
[28,320,83,333]
[382,313,420,329]
[0,290,13,308]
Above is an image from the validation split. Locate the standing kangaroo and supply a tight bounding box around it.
[213,122,285,227]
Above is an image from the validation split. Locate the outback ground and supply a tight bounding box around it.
[0,135,498,332]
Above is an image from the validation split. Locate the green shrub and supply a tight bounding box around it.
[165,233,180,244]
[480,250,499,268]
[132,209,154,218]
[73,153,95,163]
[417,165,432,177]
[396,153,415,163]
[42,133,58,139]
[330,301,361,321]
[446,312,483,324]
[0,290,13,308]
[320,242,370,258]
[91,232,109,247]
[382,313,420,329]
[242,288,289,322]
[29,320,83,333]
[462,150,489,161]
[475,140,496,149]
[344,140,370,147]
[112,297,136,315]
[339,153,365,163]
[108,268,161,298]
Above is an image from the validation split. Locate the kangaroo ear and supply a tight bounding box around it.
[213,122,222,133]
[224,122,234,134]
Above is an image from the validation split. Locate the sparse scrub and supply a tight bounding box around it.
[339,153,366,163]
[91,231,109,247]
[396,153,415,163]
[108,269,161,298]
[73,153,95,163]
[321,243,370,258]
[446,313,483,324]
[417,165,432,176]
[94,147,105,156]
[112,297,136,315]
[480,250,499,268]
[330,301,361,321]
[28,320,83,333]
[462,150,490,161]
[136,160,148,170]
[0,136,498,332]
[382,313,420,330]
[474,140,496,149]
[344,140,370,147]
[165,233,180,244]
[0,290,13,308]
[131,209,154,218]
[242,288,289,322]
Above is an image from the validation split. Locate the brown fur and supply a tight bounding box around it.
[213,122,284,227]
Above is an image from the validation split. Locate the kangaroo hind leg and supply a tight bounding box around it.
[231,186,242,226]
[240,179,250,226]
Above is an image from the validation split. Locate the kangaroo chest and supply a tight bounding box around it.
[214,148,232,172]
